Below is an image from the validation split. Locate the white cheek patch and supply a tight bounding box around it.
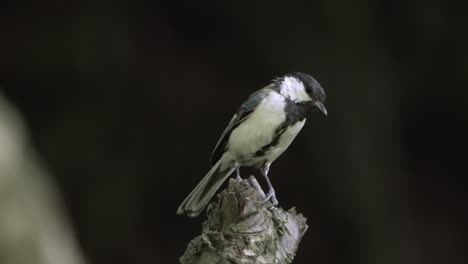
[280,76,311,102]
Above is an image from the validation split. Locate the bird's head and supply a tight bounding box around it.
[277,72,327,115]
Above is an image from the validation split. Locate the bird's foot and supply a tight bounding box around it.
[264,190,278,206]
[236,167,242,181]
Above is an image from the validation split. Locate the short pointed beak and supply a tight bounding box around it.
[314,101,327,116]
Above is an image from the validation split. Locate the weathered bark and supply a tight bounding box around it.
[180,176,308,264]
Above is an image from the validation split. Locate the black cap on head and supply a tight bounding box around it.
[286,72,326,103]
[286,72,327,115]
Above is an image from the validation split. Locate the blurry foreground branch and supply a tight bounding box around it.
[0,93,86,264]
[180,177,308,264]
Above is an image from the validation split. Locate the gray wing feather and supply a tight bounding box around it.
[209,88,271,166]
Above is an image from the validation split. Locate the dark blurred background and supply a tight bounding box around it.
[1,0,467,263]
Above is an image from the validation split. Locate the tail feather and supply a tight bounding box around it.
[177,158,236,218]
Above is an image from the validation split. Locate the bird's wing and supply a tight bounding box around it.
[209,87,271,166]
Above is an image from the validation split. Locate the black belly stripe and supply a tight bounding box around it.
[254,97,310,157]
[254,127,287,157]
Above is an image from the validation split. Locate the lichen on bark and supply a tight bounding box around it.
[180,176,308,264]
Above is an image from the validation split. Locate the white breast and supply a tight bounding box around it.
[264,119,306,164]
[227,91,286,161]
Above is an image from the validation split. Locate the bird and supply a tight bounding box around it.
[177,72,327,218]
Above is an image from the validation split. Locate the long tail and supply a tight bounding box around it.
[177,156,236,218]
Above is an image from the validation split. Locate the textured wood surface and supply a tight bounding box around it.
[180,176,308,264]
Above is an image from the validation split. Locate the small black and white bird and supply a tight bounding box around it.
[177,72,327,217]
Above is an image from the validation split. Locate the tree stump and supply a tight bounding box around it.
[180,176,308,264]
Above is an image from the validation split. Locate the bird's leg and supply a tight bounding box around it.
[261,165,278,206]
[236,167,242,181]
